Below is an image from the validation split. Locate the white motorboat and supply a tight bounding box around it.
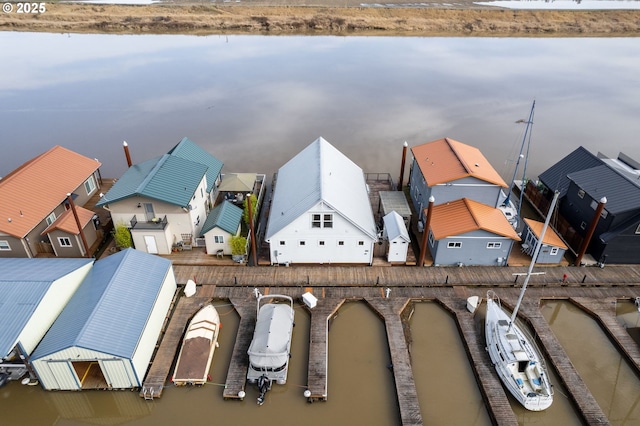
[172,304,221,386]
[485,190,559,411]
[247,294,295,405]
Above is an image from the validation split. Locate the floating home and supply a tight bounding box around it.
[96,137,223,255]
[0,146,102,258]
[265,137,377,265]
[31,249,176,390]
[536,147,640,264]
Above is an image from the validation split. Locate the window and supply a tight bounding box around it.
[447,242,462,248]
[550,247,559,255]
[45,212,56,226]
[580,221,587,230]
[428,232,434,246]
[279,241,286,246]
[84,175,96,195]
[318,240,325,246]
[214,235,224,244]
[311,213,333,228]
[299,241,306,246]
[58,237,72,247]
[338,241,345,246]
[487,242,502,249]
[0,240,10,251]
[577,189,585,199]
[358,241,364,246]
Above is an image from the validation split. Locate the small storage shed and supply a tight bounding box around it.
[0,258,93,382]
[521,218,568,264]
[200,201,243,255]
[31,249,177,390]
[383,211,410,263]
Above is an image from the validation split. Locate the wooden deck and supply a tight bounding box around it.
[140,265,640,425]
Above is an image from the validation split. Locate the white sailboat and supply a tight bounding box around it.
[485,190,559,411]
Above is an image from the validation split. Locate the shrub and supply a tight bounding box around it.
[114,223,133,249]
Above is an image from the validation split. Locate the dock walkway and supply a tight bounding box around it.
[142,265,640,425]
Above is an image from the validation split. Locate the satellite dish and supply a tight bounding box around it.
[184,279,196,297]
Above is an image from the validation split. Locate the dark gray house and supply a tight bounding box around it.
[537,147,640,264]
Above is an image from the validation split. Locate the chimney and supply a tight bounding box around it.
[397,141,408,191]
[123,141,132,168]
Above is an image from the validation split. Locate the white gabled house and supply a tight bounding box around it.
[383,211,410,263]
[200,201,243,256]
[265,137,377,265]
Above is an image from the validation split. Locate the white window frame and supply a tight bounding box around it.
[447,241,462,248]
[46,212,56,226]
[58,237,72,247]
[337,241,345,246]
[299,240,306,246]
[318,240,325,246]
[323,214,333,228]
[550,247,559,255]
[0,240,10,251]
[428,232,434,246]
[311,214,321,228]
[577,189,585,199]
[279,241,286,246]
[214,235,224,244]
[487,242,502,249]
[84,175,96,195]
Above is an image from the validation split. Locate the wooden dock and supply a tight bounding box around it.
[140,265,640,425]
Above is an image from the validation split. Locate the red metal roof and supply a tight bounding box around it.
[429,198,520,241]
[411,137,507,187]
[0,146,101,238]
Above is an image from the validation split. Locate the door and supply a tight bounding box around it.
[144,235,158,254]
[143,203,155,222]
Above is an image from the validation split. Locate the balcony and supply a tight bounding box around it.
[130,215,168,230]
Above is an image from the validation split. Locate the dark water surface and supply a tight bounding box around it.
[1,33,639,182]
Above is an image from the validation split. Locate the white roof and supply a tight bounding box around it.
[383,211,410,242]
[265,137,377,240]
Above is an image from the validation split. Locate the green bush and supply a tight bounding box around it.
[229,235,247,256]
[114,223,133,249]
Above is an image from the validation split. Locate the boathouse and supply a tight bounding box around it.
[0,146,103,258]
[0,258,93,383]
[408,138,507,224]
[426,198,520,266]
[200,201,243,256]
[521,218,568,264]
[31,249,176,390]
[536,147,640,264]
[265,137,377,265]
[96,137,223,254]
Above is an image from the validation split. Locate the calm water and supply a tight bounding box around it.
[542,300,640,425]
[1,33,640,182]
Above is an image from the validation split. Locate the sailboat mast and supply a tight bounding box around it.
[509,190,560,328]
[504,100,535,207]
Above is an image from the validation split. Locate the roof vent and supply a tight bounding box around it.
[7,218,11,222]
[475,163,480,167]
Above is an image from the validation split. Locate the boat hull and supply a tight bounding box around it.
[485,295,553,411]
[172,304,221,386]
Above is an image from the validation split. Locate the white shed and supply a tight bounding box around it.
[31,249,176,390]
[383,211,410,263]
[265,137,377,265]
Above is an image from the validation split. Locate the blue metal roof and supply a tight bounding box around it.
[538,146,604,197]
[96,154,208,208]
[168,137,223,193]
[200,201,243,236]
[31,249,172,360]
[0,258,93,358]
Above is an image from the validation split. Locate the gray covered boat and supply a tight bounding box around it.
[247,294,294,405]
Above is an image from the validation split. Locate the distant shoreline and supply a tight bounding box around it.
[1,4,640,37]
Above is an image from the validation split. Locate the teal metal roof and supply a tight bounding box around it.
[200,201,243,236]
[31,249,172,360]
[0,258,93,359]
[96,154,208,207]
[168,137,223,193]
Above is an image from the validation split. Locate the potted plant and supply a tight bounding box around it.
[230,235,247,263]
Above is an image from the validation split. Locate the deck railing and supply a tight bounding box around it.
[130,215,169,230]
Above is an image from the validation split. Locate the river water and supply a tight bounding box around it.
[1,33,640,424]
[1,33,640,183]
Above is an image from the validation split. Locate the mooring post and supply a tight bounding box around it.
[234,276,237,285]
[582,275,587,283]
[514,275,519,284]
[445,275,449,284]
